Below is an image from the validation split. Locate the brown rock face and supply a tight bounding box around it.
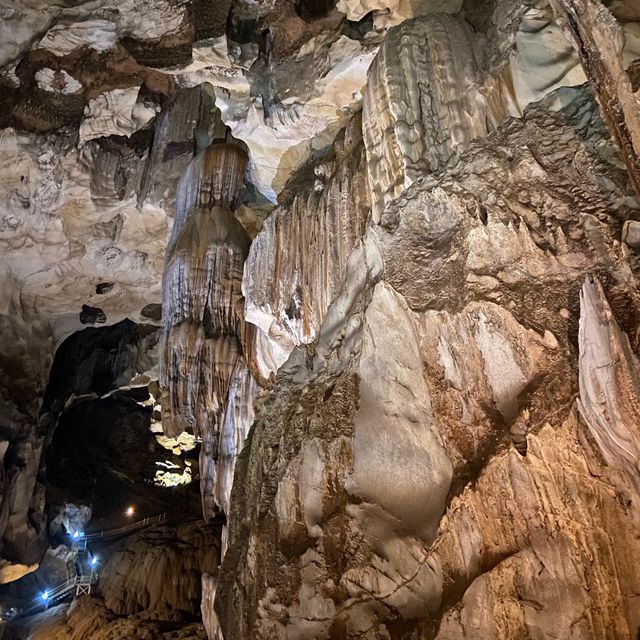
[98,521,219,620]
[214,81,640,639]
[243,114,370,378]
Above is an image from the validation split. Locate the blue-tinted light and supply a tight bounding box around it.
[90,556,98,566]
[41,590,49,601]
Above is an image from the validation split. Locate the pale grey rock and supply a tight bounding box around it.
[47,504,92,539]
[216,32,377,201]
[34,69,83,95]
[0,3,58,68]
[35,19,119,56]
[79,88,158,147]
[350,282,451,544]
[578,277,640,512]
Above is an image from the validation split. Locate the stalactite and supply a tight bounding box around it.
[160,142,260,522]
[242,115,370,380]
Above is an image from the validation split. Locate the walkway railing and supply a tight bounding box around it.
[18,576,84,618]
[83,513,167,541]
[12,514,167,620]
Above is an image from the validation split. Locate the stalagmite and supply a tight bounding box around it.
[159,142,257,522]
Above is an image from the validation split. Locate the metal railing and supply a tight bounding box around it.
[12,515,167,620]
[18,576,82,618]
[83,513,167,541]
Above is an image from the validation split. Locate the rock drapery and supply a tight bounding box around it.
[243,113,370,377]
[160,142,260,522]
[362,13,516,222]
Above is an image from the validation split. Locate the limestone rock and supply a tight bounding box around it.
[336,0,463,31]
[243,114,369,378]
[216,31,377,200]
[578,277,640,512]
[29,598,209,640]
[363,15,517,222]
[98,522,218,619]
[160,143,264,523]
[78,88,158,147]
[550,0,640,199]
[214,85,640,639]
[2,2,640,638]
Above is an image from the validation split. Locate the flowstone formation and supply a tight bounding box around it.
[160,142,260,522]
[4,0,640,639]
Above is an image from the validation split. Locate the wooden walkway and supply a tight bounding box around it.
[13,514,167,619]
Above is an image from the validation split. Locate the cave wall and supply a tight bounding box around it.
[3,0,640,639]
[212,6,640,637]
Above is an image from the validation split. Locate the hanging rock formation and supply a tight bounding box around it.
[243,113,370,377]
[363,14,517,222]
[160,142,259,521]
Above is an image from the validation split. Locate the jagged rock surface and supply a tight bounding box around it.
[550,0,640,199]
[26,598,209,640]
[215,84,640,639]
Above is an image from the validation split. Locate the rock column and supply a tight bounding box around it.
[160,143,256,522]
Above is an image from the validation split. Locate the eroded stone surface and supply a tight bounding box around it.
[2,2,640,639]
[215,85,640,639]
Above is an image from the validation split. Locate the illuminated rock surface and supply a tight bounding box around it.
[2,1,640,639]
